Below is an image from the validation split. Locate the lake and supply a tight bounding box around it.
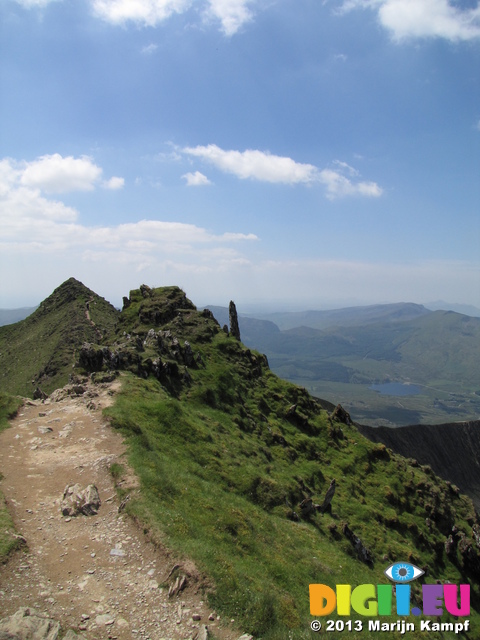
[369,382,422,397]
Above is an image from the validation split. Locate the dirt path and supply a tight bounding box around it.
[0,380,239,640]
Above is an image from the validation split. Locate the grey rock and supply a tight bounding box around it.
[197,625,209,640]
[62,632,87,640]
[228,301,241,341]
[0,607,60,640]
[183,341,194,366]
[61,483,101,517]
[95,615,115,626]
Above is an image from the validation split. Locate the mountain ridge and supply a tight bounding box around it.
[2,278,480,638]
[0,277,119,397]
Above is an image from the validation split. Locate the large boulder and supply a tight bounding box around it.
[61,483,101,517]
[0,608,60,640]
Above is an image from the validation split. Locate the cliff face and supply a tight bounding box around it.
[358,420,480,510]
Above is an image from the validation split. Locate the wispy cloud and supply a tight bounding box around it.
[0,155,257,259]
[205,0,255,36]
[103,176,125,190]
[182,144,383,198]
[13,0,61,6]
[141,43,159,54]
[91,0,192,27]
[339,0,480,42]
[182,144,319,184]
[319,160,382,199]
[89,0,256,34]
[13,0,260,35]
[182,170,212,186]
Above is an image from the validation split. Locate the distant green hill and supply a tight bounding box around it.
[256,302,431,331]
[208,305,480,426]
[2,281,480,638]
[0,277,119,397]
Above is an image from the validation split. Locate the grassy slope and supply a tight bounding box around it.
[0,278,119,397]
[99,287,480,640]
[0,393,23,562]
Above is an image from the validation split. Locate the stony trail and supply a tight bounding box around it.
[0,380,240,640]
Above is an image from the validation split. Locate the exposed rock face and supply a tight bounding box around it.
[78,343,104,371]
[229,301,241,341]
[61,483,101,517]
[342,523,373,566]
[0,608,60,640]
[358,420,480,510]
[331,404,352,425]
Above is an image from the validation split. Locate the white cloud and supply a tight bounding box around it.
[5,153,124,194]
[339,0,480,42]
[319,168,383,199]
[182,144,383,197]
[182,171,212,186]
[0,156,257,263]
[20,154,102,193]
[14,0,258,35]
[182,144,319,184]
[91,0,193,26]
[103,176,125,190]
[205,0,254,36]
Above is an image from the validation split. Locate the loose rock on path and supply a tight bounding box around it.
[0,379,242,640]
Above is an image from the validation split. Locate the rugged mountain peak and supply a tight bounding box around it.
[36,277,102,315]
[0,278,118,397]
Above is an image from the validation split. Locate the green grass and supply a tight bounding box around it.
[0,392,23,433]
[107,371,479,639]
[0,278,118,397]
[100,288,480,639]
[0,392,24,562]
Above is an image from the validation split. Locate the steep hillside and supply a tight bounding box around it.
[73,285,480,639]
[358,420,480,511]
[0,278,119,397]
[2,281,480,638]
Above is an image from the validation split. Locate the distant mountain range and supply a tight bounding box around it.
[207,303,480,427]
[3,297,480,425]
[0,307,37,326]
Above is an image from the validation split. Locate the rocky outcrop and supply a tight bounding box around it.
[229,301,241,341]
[0,608,60,640]
[331,404,352,425]
[342,523,374,566]
[61,483,101,517]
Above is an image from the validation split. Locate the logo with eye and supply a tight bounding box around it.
[384,562,425,583]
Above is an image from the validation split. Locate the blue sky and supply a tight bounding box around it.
[1,0,479,310]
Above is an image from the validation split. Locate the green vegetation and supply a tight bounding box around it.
[0,278,119,397]
[230,308,480,426]
[98,286,480,640]
[0,393,24,562]
[2,280,479,637]
[0,392,23,433]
